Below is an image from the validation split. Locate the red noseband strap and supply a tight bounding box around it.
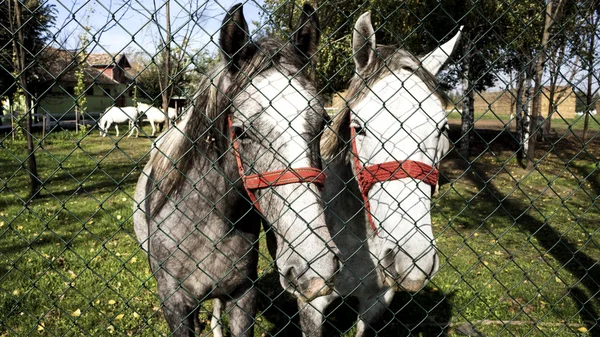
[228,116,325,214]
[350,127,439,233]
[356,161,439,196]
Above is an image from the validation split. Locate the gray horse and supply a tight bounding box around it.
[296,13,461,337]
[133,4,338,336]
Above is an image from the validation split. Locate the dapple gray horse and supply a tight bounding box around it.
[133,4,338,336]
[296,13,461,337]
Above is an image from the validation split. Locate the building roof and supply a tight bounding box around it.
[38,47,132,85]
[87,53,131,68]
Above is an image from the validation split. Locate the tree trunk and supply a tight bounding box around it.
[522,72,532,161]
[515,71,525,160]
[459,51,473,157]
[583,10,597,142]
[14,0,40,199]
[161,0,172,131]
[10,96,15,141]
[527,0,556,170]
[543,52,562,135]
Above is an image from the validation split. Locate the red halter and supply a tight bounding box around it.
[228,116,326,214]
[350,126,439,233]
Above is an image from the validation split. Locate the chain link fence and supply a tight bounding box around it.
[1,0,599,336]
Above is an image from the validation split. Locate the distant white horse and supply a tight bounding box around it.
[137,103,177,137]
[98,106,139,138]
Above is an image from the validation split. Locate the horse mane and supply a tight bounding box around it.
[321,46,449,161]
[147,36,314,217]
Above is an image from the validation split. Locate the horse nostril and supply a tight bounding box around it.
[284,266,297,284]
[333,255,341,272]
[430,252,439,276]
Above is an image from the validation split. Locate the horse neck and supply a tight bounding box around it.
[323,155,372,241]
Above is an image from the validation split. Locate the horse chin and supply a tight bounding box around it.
[382,269,427,293]
[290,278,334,302]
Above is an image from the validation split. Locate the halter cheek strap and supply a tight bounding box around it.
[228,116,326,214]
[350,127,439,234]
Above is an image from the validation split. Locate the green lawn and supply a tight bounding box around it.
[1,124,599,336]
[447,110,600,132]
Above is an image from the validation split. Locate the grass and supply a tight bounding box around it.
[1,123,599,336]
[447,110,600,132]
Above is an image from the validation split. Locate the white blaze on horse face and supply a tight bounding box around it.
[352,72,444,167]
[237,70,312,168]
[235,70,337,299]
[352,70,446,287]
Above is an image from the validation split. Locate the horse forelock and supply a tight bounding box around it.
[147,35,317,217]
[321,46,448,161]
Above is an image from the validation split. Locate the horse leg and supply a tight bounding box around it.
[104,121,112,137]
[225,285,257,337]
[127,120,137,138]
[297,294,337,337]
[211,299,225,337]
[355,288,395,337]
[115,124,119,137]
[158,285,200,337]
[150,121,156,137]
[132,120,140,138]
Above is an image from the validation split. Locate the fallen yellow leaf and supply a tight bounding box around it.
[115,313,124,320]
[71,309,81,317]
[108,299,116,305]
[578,327,588,333]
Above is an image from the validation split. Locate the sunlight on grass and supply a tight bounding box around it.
[1,125,599,336]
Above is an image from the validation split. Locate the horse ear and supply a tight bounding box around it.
[352,12,376,74]
[292,3,320,63]
[420,26,463,75]
[219,3,250,69]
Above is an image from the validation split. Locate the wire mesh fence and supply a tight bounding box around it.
[1,0,599,336]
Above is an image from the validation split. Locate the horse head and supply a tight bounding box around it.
[346,12,460,292]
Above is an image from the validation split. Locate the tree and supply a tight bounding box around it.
[258,1,508,157]
[526,0,566,169]
[126,0,211,126]
[581,2,600,142]
[74,27,91,134]
[3,0,55,199]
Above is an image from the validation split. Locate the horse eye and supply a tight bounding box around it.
[232,126,246,139]
[352,123,366,136]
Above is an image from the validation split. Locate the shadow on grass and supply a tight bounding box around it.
[255,270,452,337]
[462,159,600,335]
[441,125,600,333]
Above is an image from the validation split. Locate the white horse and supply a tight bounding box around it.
[137,103,177,137]
[98,106,139,138]
[294,14,460,337]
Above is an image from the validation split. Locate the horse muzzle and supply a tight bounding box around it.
[380,246,439,293]
[295,277,335,302]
